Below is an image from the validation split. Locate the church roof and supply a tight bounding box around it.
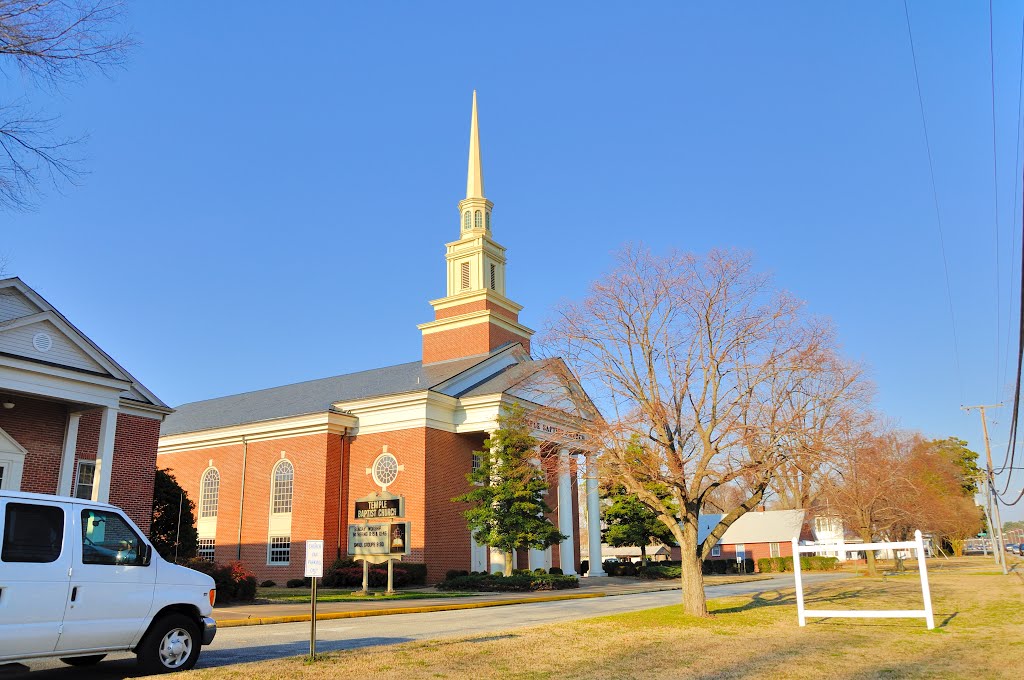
[160,353,492,436]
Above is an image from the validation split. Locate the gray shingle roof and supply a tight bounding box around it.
[161,355,489,437]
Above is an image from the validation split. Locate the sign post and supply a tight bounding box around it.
[304,539,324,659]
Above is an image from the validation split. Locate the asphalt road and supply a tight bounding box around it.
[2,573,848,679]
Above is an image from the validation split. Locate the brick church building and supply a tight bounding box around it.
[157,93,605,584]
[0,277,172,532]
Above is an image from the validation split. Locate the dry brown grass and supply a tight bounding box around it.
[180,558,1024,680]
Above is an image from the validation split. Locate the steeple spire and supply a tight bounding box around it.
[466,90,485,199]
[418,90,534,364]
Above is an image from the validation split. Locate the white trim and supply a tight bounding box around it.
[0,361,127,409]
[416,309,535,338]
[158,411,355,453]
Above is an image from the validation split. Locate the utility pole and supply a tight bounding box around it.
[962,404,1008,575]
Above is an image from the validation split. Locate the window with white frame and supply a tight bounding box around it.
[200,468,220,519]
[74,460,95,500]
[770,542,781,558]
[198,538,215,561]
[0,464,5,490]
[471,453,482,472]
[711,545,721,557]
[272,460,293,514]
[268,536,291,565]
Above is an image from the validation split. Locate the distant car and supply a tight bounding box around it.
[1009,543,1021,555]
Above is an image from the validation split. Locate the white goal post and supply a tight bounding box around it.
[791,529,935,630]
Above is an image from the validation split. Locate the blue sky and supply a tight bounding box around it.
[3,2,1024,519]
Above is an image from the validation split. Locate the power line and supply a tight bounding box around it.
[901,0,965,401]
[1002,11,1024,392]
[990,0,1003,398]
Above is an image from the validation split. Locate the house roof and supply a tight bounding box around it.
[160,353,493,436]
[698,509,807,545]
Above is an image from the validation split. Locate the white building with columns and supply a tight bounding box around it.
[0,277,172,533]
[157,92,604,583]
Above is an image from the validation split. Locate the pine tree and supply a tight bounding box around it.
[601,482,678,566]
[454,403,566,575]
[151,468,198,562]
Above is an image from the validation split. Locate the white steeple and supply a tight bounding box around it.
[418,91,535,364]
[466,90,485,200]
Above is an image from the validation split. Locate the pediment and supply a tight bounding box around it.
[0,278,168,410]
[0,316,108,374]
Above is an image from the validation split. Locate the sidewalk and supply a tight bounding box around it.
[214,574,770,627]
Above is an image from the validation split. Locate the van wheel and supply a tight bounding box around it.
[136,613,201,673]
[60,654,106,666]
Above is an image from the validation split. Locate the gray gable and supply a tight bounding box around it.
[161,355,489,436]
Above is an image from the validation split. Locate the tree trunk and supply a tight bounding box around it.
[504,551,513,577]
[860,528,877,577]
[679,546,709,617]
[641,544,648,567]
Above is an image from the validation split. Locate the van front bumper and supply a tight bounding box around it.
[201,617,217,645]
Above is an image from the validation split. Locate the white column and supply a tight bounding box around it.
[57,411,81,496]
[585,453,606,576]
[486,429,505,574]
[557,448,577,576]
[91,406,118,503]
[528,454,546,571]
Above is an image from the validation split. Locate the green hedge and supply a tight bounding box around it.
[639,565,681,580]
[436,572,580,592]
[756,556,839,573]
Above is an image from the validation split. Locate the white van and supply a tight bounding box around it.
[0,490,217,673]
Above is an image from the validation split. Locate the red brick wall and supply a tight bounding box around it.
[706,541,793,570]
[0,396,67,494]
[348,429,428,567]
[422,322,531,364]
[108,414,161,534]
[158,432,335,583]
[0,399,160,534]
[424,429,483,582]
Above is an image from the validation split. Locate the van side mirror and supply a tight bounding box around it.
[140,543,153,567]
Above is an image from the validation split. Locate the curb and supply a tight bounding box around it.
[217,592,606,628]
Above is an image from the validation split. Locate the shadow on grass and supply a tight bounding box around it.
[712,587,871,615]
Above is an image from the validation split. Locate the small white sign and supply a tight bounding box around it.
[304,539,324,578]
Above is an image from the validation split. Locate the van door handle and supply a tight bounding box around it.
[71,586,78,602]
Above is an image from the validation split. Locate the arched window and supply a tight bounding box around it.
[272,460,294,514]
[474,210,482,228]
[200,468,220,519]
[485,211,491,229]
[463,211,471,230]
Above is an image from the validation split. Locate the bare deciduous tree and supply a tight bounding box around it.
[545,246,864,616]
[1,0,133,210]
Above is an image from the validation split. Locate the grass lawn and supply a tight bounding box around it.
[189,557,1023,679]
[255,588,476,603]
